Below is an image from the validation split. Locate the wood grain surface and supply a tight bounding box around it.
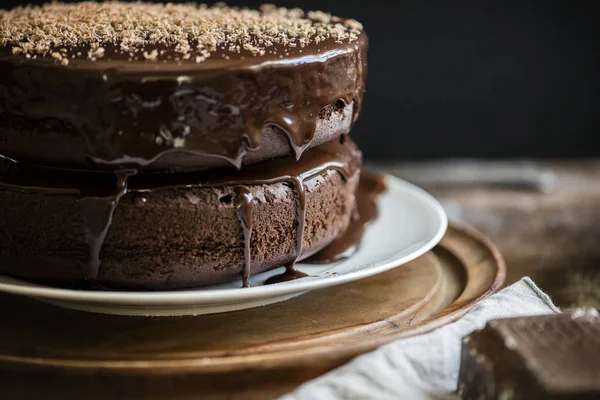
[0,224,504,399]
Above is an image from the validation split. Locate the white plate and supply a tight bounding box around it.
[0,173,447,317]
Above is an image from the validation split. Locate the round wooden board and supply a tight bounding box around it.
[0,223,504,399]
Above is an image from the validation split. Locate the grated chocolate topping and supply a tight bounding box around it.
[0,2,363,64]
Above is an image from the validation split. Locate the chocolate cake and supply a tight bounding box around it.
[0,2,368,289]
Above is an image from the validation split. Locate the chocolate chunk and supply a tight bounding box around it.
[458,310,600,399]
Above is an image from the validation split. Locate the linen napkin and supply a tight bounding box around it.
[281,277,560,400]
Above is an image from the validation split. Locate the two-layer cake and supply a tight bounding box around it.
[0,2,367,289]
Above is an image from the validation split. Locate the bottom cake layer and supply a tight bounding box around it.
[0,138,361,290]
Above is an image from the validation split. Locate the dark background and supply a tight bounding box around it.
[3,1,599,158]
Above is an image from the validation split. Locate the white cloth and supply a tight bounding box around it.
[282,277,560,400]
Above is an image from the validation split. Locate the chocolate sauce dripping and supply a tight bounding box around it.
[291,178,306,255]
[127,138,360,286]
[79,170,133,280]
[264,177,307,284]
[264,261,308,285]
[233,187,253,288]
[305,170,387,264]
[268,170,384,284]
[0,157,135,282]
[288,177,308,275]
[0,34,367,171]
[264,177,309,286]
[265,109,317,161]
[267,168,385,285]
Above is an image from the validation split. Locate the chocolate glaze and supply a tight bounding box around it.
[234,187,253,288]
[305,169,388,264]
[290,178,306,257]
[0,137,361,287]
[0,34,367,172]
[79,170,133,279]
[264,169,387,284]
[264,263,308,285]
[263,175,310,286]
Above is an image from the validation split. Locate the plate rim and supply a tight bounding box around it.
[0,173,448,306]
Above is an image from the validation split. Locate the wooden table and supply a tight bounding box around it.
[380,160,600,309]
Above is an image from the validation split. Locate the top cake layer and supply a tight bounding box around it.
[0,2,367,171]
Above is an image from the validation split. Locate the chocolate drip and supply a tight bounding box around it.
[233,187,253,288]
[266,170,386,284]
[0,34,367,171]
[265,177,309,285]
[264,262,308,285]
[79,171,132,279]
[305,170,387,264]
[290,177,306,263]
[0,138,361,286]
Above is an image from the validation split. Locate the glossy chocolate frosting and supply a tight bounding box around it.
[0,3,367,171]
[305,169,387,264]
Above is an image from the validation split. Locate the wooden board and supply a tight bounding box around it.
[0,223,504,399]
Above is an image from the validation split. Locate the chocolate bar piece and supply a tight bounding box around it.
[458,310,600,399]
